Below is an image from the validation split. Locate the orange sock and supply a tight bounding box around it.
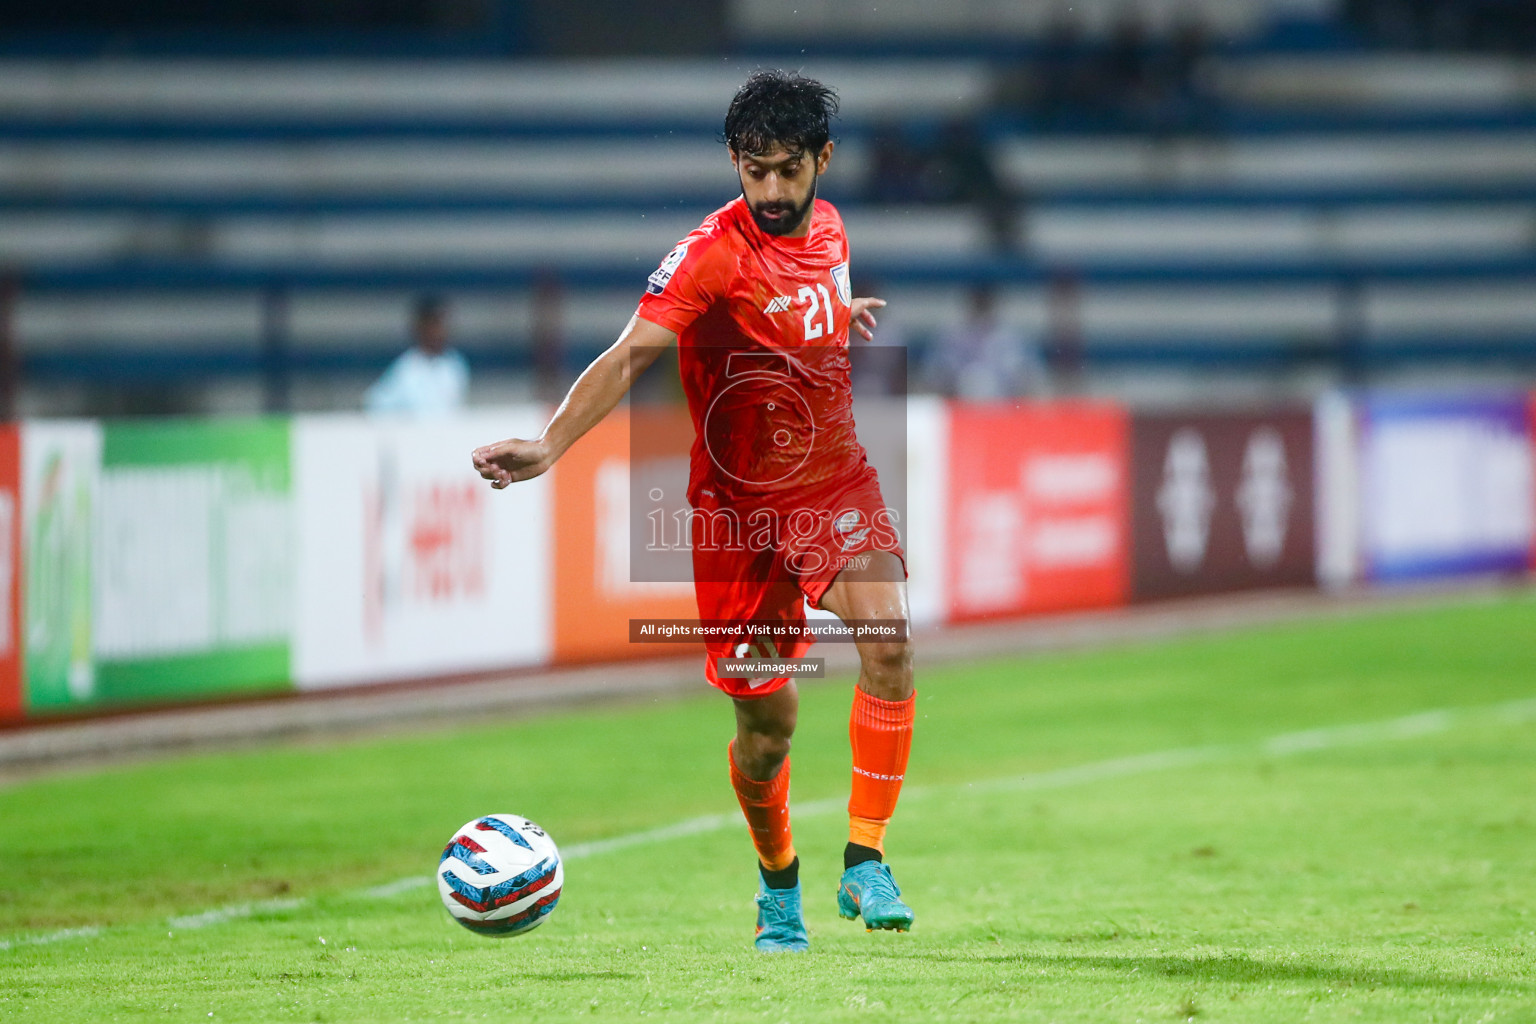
[848,687,916,854]
[728,741,796,872]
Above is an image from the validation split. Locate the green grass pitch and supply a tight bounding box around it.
[2,591,1535,1022]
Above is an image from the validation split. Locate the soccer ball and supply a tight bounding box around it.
[438,814,564,937]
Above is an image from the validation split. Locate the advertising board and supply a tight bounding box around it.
[92,418,294,704]
[1131,411,1317,600]
[21,421,100,712]
[1313,393,1361,590]
[293,410,552,688]
[903,396,948,628]
[1359,395,1534,582]
[551,408,699,664]
[0,424,19,721]
[946,403,1130,621]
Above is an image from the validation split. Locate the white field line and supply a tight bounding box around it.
[361,876,437,900]
[0,926,100,952]
[7,696,1536,952]
[165,897,307,931]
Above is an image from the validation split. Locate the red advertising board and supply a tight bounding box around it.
[946,403,1131,622]
[550,407,702,663]
[1130,411,1317,600]
[0,424,20,721]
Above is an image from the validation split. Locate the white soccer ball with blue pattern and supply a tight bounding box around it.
[438,814,563,937]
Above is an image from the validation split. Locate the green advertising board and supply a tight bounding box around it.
[24,417,295,713]
[94,418,294,704]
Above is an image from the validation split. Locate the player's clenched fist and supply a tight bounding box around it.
[472,436,551,488]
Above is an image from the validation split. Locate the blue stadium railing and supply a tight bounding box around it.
[9,43,1535,390]
[0,15,1351,61]
[6,183,1536,215]
[4,107,1535,142]
[14,253,1536,387]
[19,254,1536,291]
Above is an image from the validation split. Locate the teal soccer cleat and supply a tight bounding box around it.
[837,861,914,932]
[754,879,810,952]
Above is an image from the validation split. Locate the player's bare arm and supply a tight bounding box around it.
[471,315,676,488]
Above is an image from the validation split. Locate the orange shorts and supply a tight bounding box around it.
[690,466,906,698]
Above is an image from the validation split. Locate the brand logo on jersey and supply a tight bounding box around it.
[831,262,851,306]
[646,242,690,296]
[763,295,794,314]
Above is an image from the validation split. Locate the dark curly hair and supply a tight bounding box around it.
[722,69,839,157]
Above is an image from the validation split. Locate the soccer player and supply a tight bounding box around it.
[472,70,915,953]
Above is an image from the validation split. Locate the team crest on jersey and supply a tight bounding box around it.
[831,262,851,306]
[647,242,690,295]
[834,509,871,550]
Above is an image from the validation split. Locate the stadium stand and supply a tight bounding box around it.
[2,0,1535,414]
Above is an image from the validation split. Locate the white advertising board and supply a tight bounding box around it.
[293,408,552,689]
[1360,395,1534,582]
[904,396,949,628]
[1313,392,1361,590]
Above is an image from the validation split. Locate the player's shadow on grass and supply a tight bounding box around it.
[897,951,1524,994]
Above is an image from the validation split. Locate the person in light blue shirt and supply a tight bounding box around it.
[365,295,470,415]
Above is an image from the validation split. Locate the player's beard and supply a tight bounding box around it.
[748,178,817,237]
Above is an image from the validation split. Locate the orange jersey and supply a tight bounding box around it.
[636,196,865,507]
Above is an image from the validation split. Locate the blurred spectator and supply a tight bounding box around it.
[0,275,16,421]
[1045,272,1085,394]
[924,285,1047,400]
[994,11,1103,128]
[1346,0,1536,52]
[865,117,1021,252]
[1100,13,1156,130]
[1463,0,1536,52]
[864,121,929,205]
[1147,17,1218,136]
[922,118,1022,251]
[365,295,469,415]
[1031,13,1103,127]
[999,9,1219,137]
[530,273,566,403]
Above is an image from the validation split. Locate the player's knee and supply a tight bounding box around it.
[738,729,792,775]
[760,730,793,765]
[860,639,913,694]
